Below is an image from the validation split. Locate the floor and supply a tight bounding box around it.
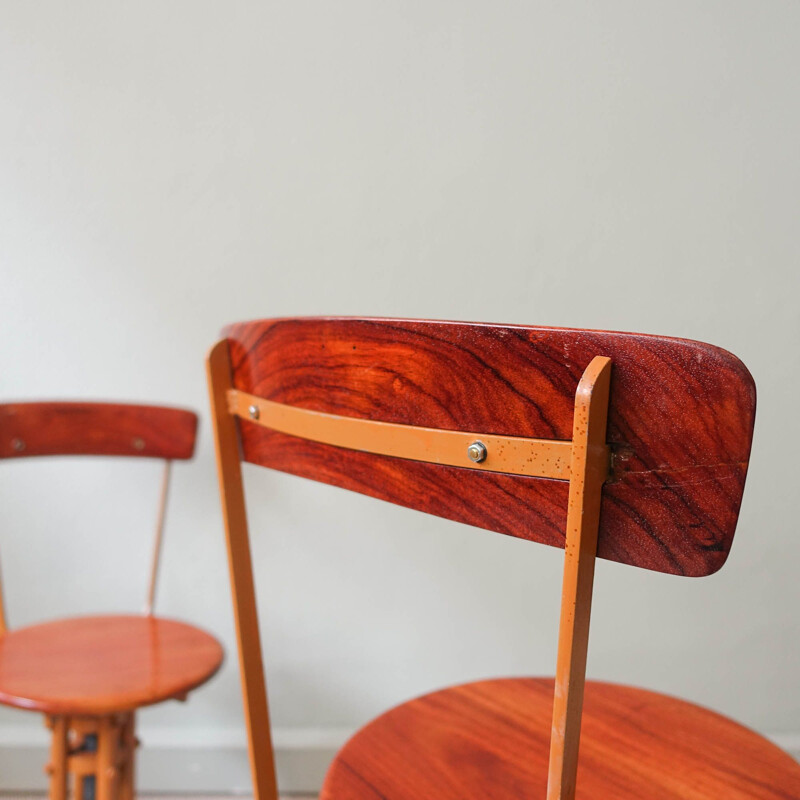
[0,796,317,800]
[0,797,317,800]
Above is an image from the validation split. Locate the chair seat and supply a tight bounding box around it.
[0,614,223,715]
[321,677,800,800]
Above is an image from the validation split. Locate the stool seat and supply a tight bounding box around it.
[0,614,223,715]
[321,677,800,800]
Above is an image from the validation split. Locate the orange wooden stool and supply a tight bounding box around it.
[0,403,223,800]
[207,317,800,800]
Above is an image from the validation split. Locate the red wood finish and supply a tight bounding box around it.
[0,403,198,461]
[224,317,756,577]
[321,677,800,800]
[0,615,223,715]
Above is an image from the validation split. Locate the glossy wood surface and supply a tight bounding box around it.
[0,402,198,461]
[224,317,756,577]
[321,677,800,800]
[0,615,223,715]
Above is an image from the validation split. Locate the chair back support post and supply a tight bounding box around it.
[207,340,279,800]
[143,459,172,616]
[547,356,612,800]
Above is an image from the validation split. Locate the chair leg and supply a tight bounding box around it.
[95,715,119,800]
[46,715,69,800]
[118,713,137,800]
[68,716,100,800]
[74,767,85,800]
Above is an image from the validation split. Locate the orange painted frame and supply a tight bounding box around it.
[208,338,611,800]
[208,343,279,800]
[227,388,573,479]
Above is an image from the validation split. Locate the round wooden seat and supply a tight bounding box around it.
[321,677,800,800]
[0,614,223,715]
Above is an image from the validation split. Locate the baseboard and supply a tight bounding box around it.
[0,726,353,794]
[0,726,796,794]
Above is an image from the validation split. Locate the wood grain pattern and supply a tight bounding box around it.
[0,402,198,461]
[320,677,800,800]
[0,615,223,715]
[224,317,756,577]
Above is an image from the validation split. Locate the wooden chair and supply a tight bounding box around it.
[207,317,800,799]
[0,402,224,800]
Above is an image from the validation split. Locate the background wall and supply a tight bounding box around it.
[1,1,798,792]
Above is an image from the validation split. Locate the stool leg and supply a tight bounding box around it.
[118,713,136,800]
[46,715,69,800]
[95,715,119,800]
[74,767,86,800]
[72,719,99,800]
[48,712,136,800]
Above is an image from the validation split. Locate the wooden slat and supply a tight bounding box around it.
[0,402,197,461]
[224,317,756,577]
[228,389,572,480]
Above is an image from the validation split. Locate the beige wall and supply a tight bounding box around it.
[1,0,798,790]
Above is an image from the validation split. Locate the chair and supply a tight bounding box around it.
[0,401,223,800]
[207,316,800,799]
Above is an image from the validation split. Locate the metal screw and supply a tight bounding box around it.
[11,438,25,452]
[467,441,487,463]
[248,404,260,420]
[132,437,145,451]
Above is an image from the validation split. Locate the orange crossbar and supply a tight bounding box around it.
[227,389,572,480]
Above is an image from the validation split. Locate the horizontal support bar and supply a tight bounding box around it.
[228,389,572,480]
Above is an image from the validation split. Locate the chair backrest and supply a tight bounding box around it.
[207,317,756,800]
[0,402,196,460]
[0,401,198,626]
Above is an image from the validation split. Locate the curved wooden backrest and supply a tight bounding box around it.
[0,402,198,461]
[220,317,755,578]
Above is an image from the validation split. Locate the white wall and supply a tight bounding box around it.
[1,0,798,792]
